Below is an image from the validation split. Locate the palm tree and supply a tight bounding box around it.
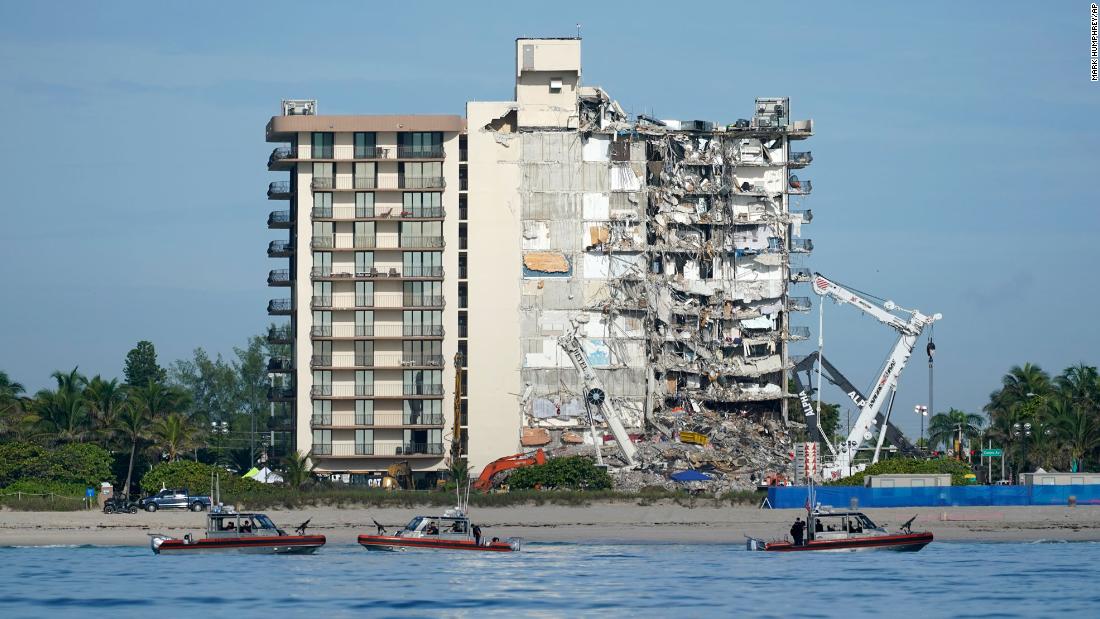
[119,382,183,497]
[114,402,150,499]
[84,376,126,448]
[0,370,27,438]
[1050,396,1100,472]
[281,451,316,488]
[151,412,201,462]
[927,408,985,455]
[30,368,90,443]
[986,364,1053,421]
[1055,364,1099,413]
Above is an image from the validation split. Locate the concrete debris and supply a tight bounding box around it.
[523,252,570,273]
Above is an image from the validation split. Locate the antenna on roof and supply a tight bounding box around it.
[576,23,582,39]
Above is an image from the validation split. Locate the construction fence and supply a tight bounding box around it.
[767,485,1100,509]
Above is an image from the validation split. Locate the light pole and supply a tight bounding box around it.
[210,421,229,466]
[1013,422,1032,482]
[914,405,928,453]
[926,335,936,441]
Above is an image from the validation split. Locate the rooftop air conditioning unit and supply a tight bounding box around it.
[282,99,317,116]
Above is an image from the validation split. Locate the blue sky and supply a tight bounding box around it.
[0,1,1097,440]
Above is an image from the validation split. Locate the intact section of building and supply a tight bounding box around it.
[266,108,464,485]
[265,38,813,480]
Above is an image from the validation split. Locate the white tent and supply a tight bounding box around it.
[244,467,284,484]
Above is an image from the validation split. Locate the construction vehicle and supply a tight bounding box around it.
[383,461,412,490]
[810,273,941,480]
[790,351,921,458]
[474,449,546,491]
[558,317,638,467]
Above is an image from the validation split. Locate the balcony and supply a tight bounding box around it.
[267,181,291,199]
[790,267,812,283]
[790,209,813,224]
[310,176,446,192]
[267,356,293,372]
[790,239,814,253]
[310,354,445,369]
[267,269,291,286]
[789,151,813,168]
[267,298,292,315]
[396,145,444,159]
[788,177,812,195]
[309,324,444,339]
[310,266,444,281]
[267,386,295,401]
[788,296,812,312]
[267,210,291,229]
[789,119,814,139]
[314,442,444,458]
[310,235,445,250]
[268,146,296,169]
[267,240,293,257]
[311,293,445,310]
[267,325,293,344]
[310,412,445,428]
[311,206,445,220]
[787,326,811,341]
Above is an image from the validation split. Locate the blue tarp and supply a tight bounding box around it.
[671,470,713,482]
[767,485,1100,509]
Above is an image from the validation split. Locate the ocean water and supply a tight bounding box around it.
[0,541,1096,618]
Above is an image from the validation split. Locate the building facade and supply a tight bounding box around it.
[266,38,813,481]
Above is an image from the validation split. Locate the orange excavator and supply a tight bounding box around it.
[474,449,546,492]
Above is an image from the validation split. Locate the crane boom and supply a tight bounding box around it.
[811,274,941,479]
[558,319,638,467]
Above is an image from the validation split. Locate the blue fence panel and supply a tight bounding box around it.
[767,484,1100,508]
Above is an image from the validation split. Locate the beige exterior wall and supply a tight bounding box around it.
[515,38,581,129]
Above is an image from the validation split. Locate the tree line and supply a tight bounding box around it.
[0,332,291,496]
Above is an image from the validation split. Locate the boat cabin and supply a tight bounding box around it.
[397,509,474,540]
[808,510,886,541]
[206,510,284,538]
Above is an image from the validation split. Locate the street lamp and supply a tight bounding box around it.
[210,421,229,466]
[914,405,928,453]
[1013,421,1032,482]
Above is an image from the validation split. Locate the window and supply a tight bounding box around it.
[403,310,442,336]
[355,252,374,276]
[403,399,442,425]
[311,132,333,158]
[312,162,334,189]
[458,281,468,309]
[400,221,442,247]
[356,281,374,306]
[458,254,467,279]
[312,429,331,452]
[355,429,374,454]
[399,161,442,188]
[355,370,373,396]
[457,311,467,338]
[356,192,375,217]
[312,281,331,306]
[312,400,331,425]
[354,162,376,189]
[356,311,373,336]
[403,251,441,278]
[402,192,441,217]
[404,281,442,306]
[398,132,442,157]
[313,311,331,336]
[313,251,331,276]
[313,192,332,217]
[354,340,373,366]
[354,132,377,158]
[355,400,374,425]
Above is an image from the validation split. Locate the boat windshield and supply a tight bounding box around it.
[253,515,277,530]
[404,517,424,531]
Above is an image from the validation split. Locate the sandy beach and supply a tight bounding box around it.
[2,504,1099,546]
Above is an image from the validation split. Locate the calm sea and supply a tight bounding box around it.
[0,541,1095,618]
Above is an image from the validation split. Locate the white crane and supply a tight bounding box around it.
[811,274,941,480]
[558,317,638,467]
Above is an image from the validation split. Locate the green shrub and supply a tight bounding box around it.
[140,460,271,499]
[2,479,87,497]
[826,457,975,486]
[505,456,613,491]
[0,441,112,487]
[0,442,49,486]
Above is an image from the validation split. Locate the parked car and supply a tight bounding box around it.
[138,488,212,512]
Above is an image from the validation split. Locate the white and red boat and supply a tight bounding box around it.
[149,508,325,555]
[747,509,932,553]
[358,508,520,552]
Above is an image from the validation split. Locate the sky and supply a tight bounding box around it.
[0,1,1097,441]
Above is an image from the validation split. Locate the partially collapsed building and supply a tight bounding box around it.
[266,37,813,486]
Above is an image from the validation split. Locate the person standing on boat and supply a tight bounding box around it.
[790,517,806,546]
[473,524,482,546]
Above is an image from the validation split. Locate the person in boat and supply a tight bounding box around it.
[790,517,806,546]
[815,519,824,533]
[425,522,438,536]
[225,521,236,532]
[473,524,482,546]
[241,520,252,533]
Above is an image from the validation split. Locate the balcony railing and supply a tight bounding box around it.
[789,151,813,166]
[311,384,373,397]
[400,176,445,189]
[319,442,443,457]
[790,267,812,282]
[312,206,445,220]
[267,357,292,372]
[310,266,444,280]
[267,181,291,198]
[310,354,445,368]
[267,325,293,343]
[311,412,445,427]
[268,146,295,167]
[311,177,336,190]
[354,145,388,159]
[309,324,444,338]
[311,294,445,309]
[267,210,291,228]
[396,145,444,159]
[267,240,292,257]
[790,209,813,223]
[788,178,812,195]
[267,269,291,285]
[788,326,811,341]
[267,298,292,314]
[267,386,295,400]
[788,296,812,312]
[790,239,814,253]
[310,176,446,191]
[310,235,445,250]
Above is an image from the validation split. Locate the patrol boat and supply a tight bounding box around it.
[747,508,932,552]
[149,506,326,555]
[358,507,520,552]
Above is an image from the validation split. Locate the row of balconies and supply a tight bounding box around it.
[310,384,444,398]
[308,354,445,369]
[310,235,445,250]
[310,294,445,309]
[269,145,445,168]
[310,324,444,338]
[310,266,443,281]
[311,176,445,191]
[310,412,445,428]
[267,325,293,344]
[312,442,444,458]
[311,206,444,221]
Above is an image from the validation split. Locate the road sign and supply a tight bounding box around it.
[981,448,1003,457]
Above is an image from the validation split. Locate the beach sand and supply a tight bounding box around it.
[2,504,1099,546]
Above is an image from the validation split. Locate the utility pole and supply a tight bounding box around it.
[926,333,936,427]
